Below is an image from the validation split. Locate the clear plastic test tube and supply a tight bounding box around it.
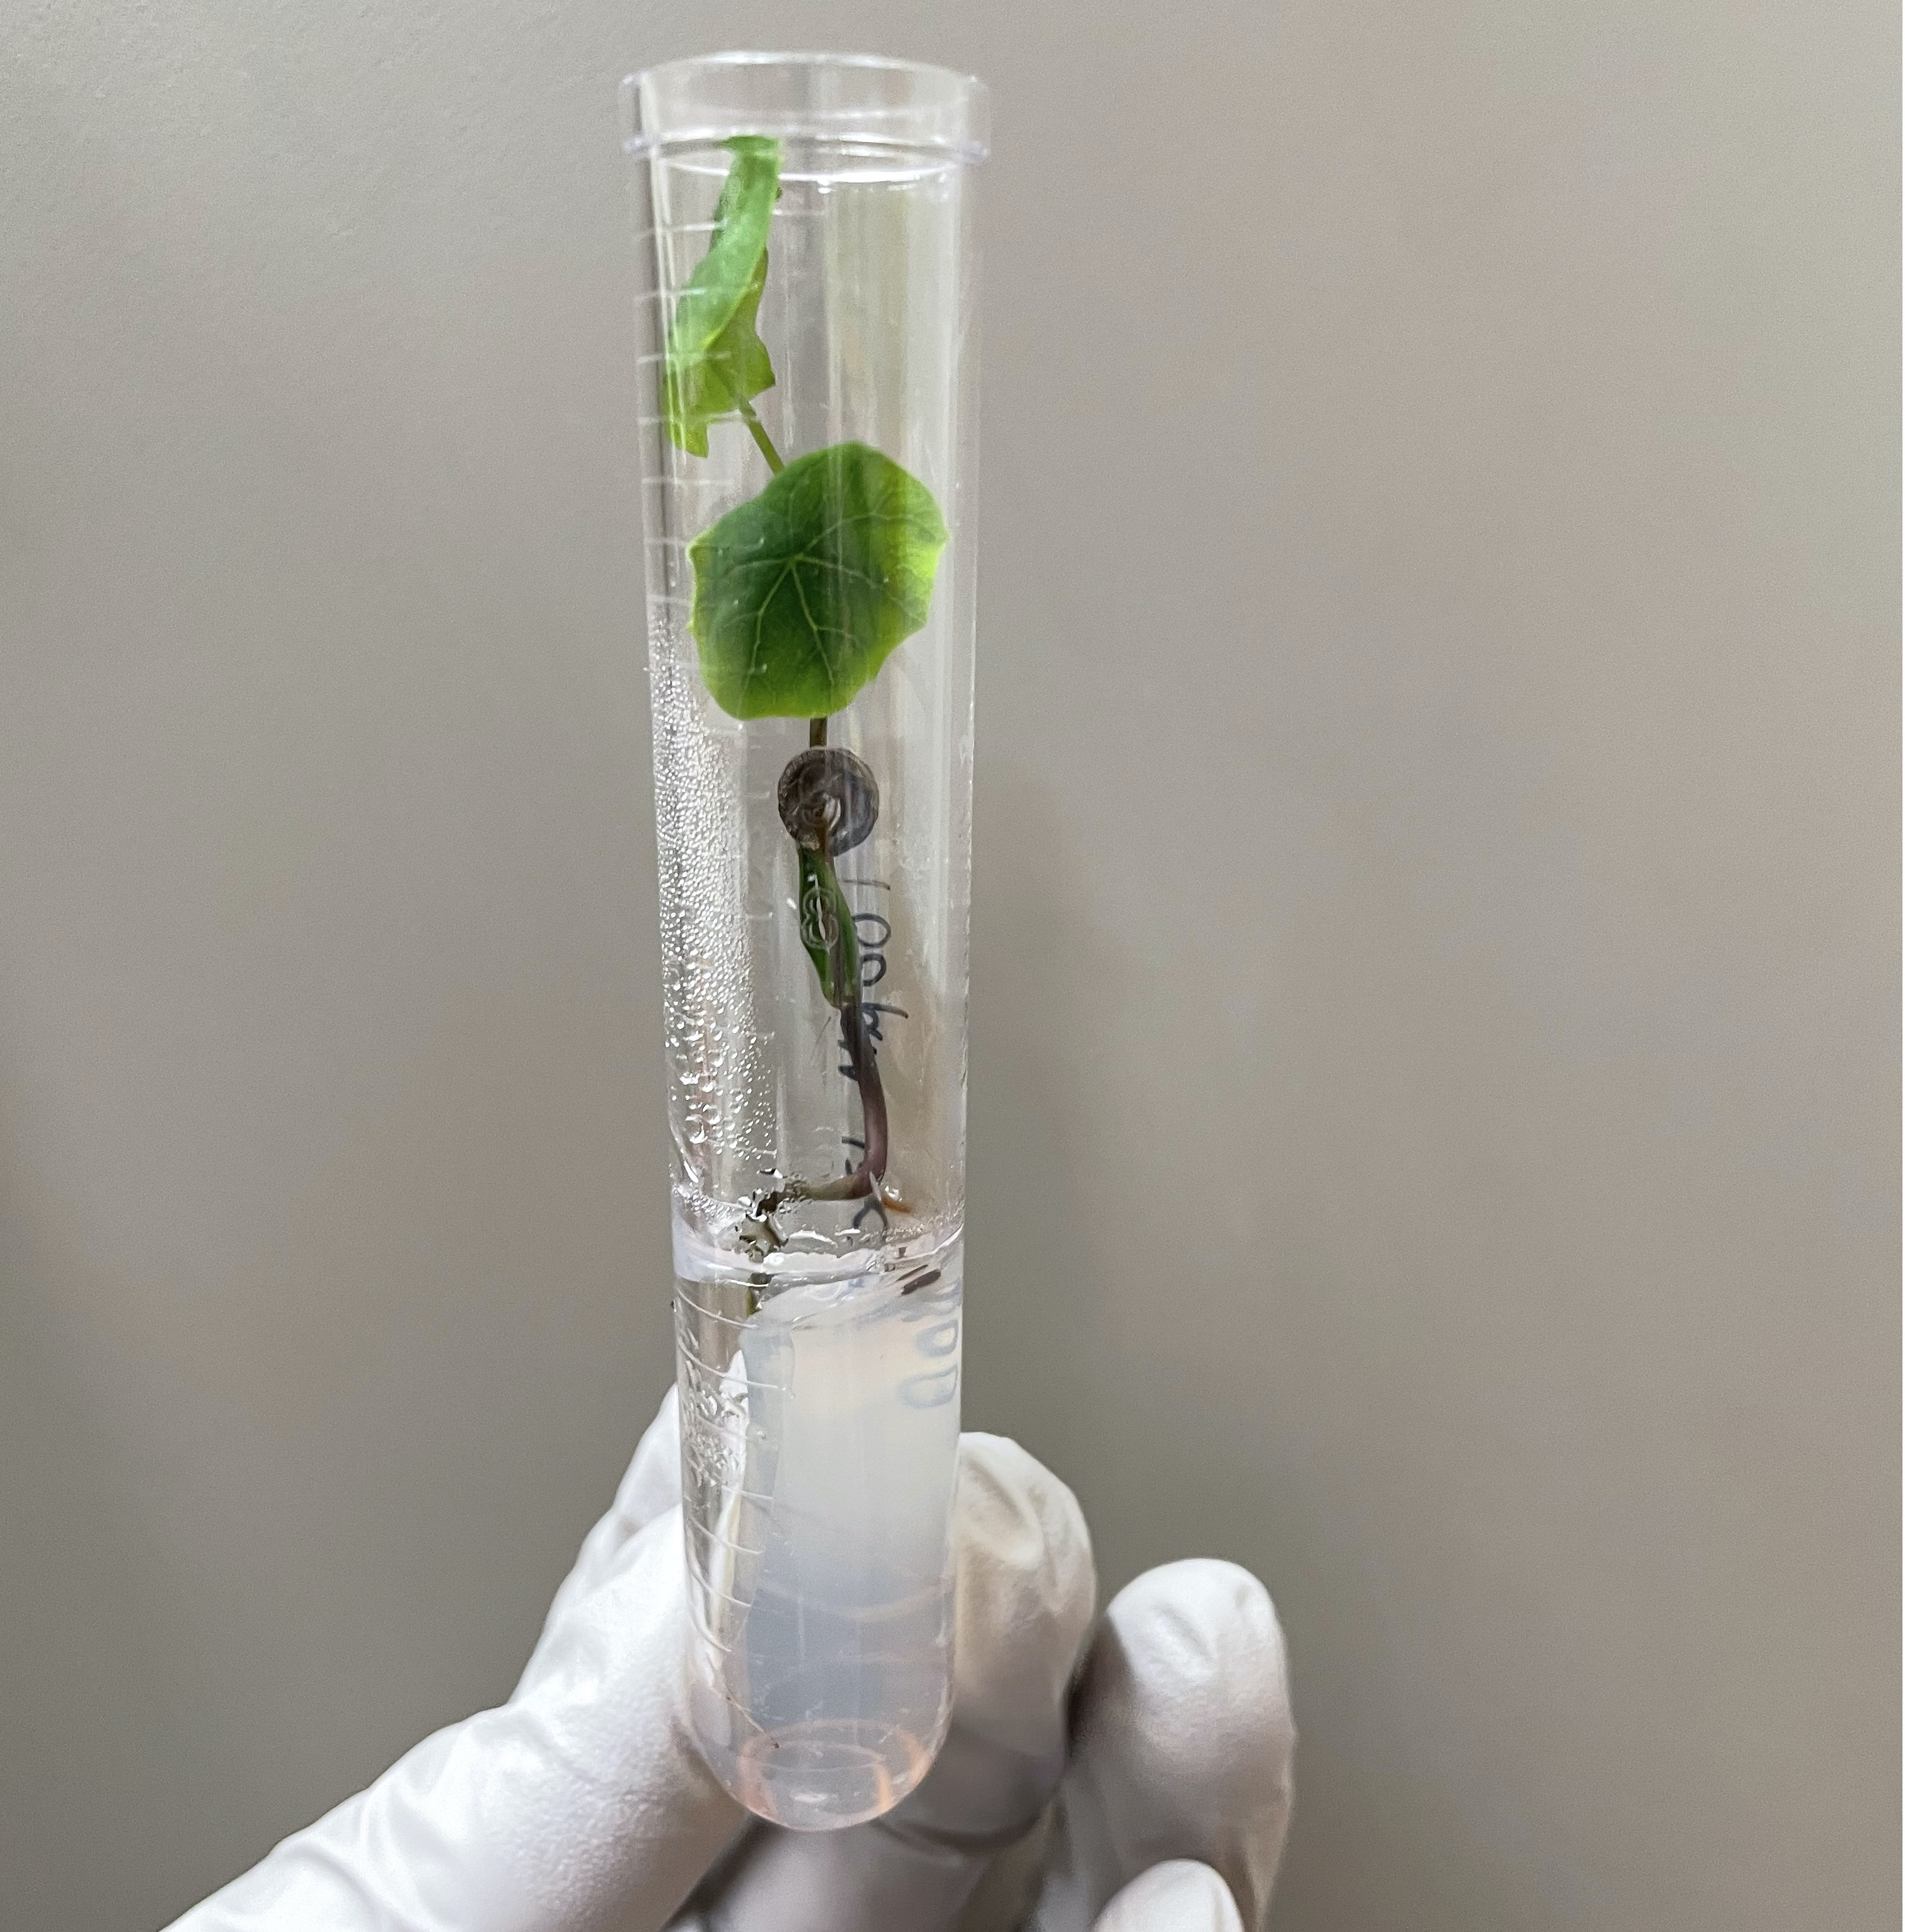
[621,52,986,1831]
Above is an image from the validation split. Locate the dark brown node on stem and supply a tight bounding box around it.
[778,746,878,856]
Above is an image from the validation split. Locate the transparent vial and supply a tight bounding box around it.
[623,52,987,1829]
[674,1236,964,1827]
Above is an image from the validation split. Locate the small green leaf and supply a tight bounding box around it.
[664,136,780,457]
[689,441,949,720]
[795,848,861,1008]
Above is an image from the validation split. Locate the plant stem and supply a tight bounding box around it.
[736,408,890,1233]
[802,701,883,1188]
[839,996,890,1185]
[736,396,784,474]
[755,776,892,1231]
[814,826,889,1198]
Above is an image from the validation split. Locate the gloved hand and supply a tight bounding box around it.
[170,1389,1294,1932]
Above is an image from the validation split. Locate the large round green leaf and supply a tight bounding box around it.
[688,441,949,720]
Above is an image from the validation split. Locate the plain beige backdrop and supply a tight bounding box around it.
[1,2,1896,1928]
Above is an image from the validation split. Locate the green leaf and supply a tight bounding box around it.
[689,441,950,720]
[663,136,780,457]
[795,848,861,1008]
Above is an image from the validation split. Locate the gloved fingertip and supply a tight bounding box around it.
[1091,1861,1244,1932]
[955,1435,1098,1635]
[1030,1560,1293,1932]
[952,1435,1099,1745]
[1091,1560,1295,1798]
[836,1435,1096,1863]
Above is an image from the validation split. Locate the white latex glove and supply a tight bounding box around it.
[170,1391,1294,1932]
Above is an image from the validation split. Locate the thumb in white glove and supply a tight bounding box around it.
[168,1391,735,1931]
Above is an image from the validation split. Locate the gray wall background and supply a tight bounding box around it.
[1,2,1896,1928]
